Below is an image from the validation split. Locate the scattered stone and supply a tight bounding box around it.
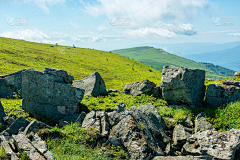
[31,133,55,160]
[73,72,107,97]
[205,81,240,107]
[184,116,193,128]
[123,79,156,96]
[108,89,119,93]
[82,111,110,138]
[153,155,212,160]
[12,134,45,160]
[21,69,84,122]
[22,120,52,135]
[112,115,163,160]
[160,65,205,106]
[195,112,216,133]
[235,72,240,77]
[165,144,172,156]
[172,125,192,151]
[182,129,240,160]
[1,117,30,136]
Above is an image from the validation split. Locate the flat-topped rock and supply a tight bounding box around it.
[160,65,205,106]
[21,69,84,122]
[44,67,74,84]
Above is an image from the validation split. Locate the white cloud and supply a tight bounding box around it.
[0,29,50,41]
[82,0,211,38]
[83,0,214,26]
[228,33,240,37]
[123,22,197,38]
[92,36,106,42]
[71,36,83,42]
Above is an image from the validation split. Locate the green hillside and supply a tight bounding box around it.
[0,37,161,89]
[113,46,235,79]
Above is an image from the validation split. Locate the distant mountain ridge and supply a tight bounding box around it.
[184,45,240,71]
[112,46,235,79]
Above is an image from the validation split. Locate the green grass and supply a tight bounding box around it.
[1,37,240,159]
[113,46,235,79]
[0,37,161,90]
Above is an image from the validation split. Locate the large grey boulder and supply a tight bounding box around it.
[82,111,110,138]
[205,81,240,107]
[73,72,107,97]
[0,117,30,136]
[160,65,205,106]
[123,79,157,96]
[195,112,216,133]
[111,104,171,160]
[21,69,84,122]
[182,129,240,160]
[44,67,74,84]
[0,69,34,98]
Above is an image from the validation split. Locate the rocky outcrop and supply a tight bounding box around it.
[194,112,216,133]
[205,80,240,107]
[73,72,107,97]
[12,133,55,160]
[82,111,110,138]
[21,68,84,122]
[110,103,170,159]
[0,117,30,136]
[123,79,158,97]
[0,69,34,98]
[108,102,128,126]
[182,129,240,160]
[172,125,192,151]
[0,118,54,159]
[160,65,205,106]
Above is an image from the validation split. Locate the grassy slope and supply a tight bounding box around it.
[1,37,240,159]
[112,46,235,79]
[0,37,161,90]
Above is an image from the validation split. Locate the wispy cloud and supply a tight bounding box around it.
[69,20,80,29]
[228,33,240,37]
[26,0,65,14]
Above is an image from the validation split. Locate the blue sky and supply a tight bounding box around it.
[0,0,240,51]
